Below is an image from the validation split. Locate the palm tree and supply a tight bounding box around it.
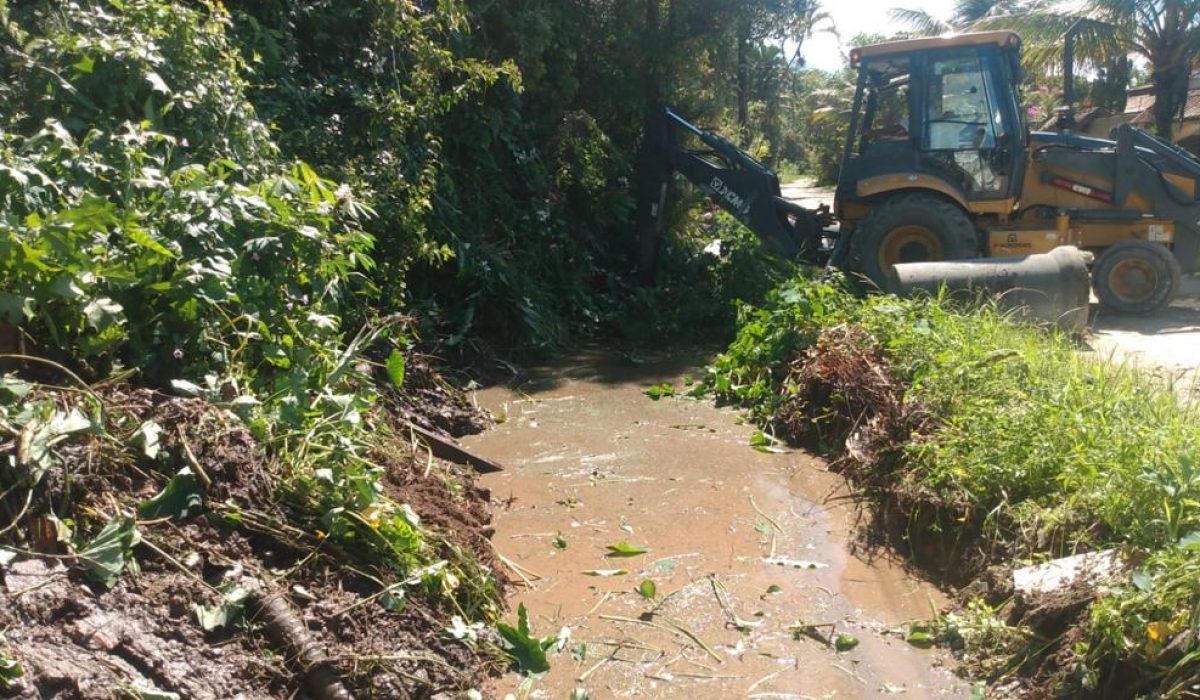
[888,0,1016,37]
[984,0,1200,139]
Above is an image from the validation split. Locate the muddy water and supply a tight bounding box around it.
[463,350,967,698]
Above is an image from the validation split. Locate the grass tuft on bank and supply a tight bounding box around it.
[705,274,1200,696]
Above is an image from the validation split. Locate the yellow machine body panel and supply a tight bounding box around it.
[1020,160,1189,215]
[989,215,1175,256]
[851,173,1016,220]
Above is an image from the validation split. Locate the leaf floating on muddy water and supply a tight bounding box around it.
[582,568,629,577]
[643,383,675,400]
[496,603,552,674]
[605,542,649,557]
[749,430,785,453]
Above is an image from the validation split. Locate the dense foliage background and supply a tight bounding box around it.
[2,0,830,369]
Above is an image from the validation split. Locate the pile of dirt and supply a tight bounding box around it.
[952,572,1140,699]
[375,349,492,438]
[0,384,504,699]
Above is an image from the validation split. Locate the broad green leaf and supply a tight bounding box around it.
[72,55,95,74]
[0,648,23,687]
[21,407,96,485]
[138,468,202,519]
[905,630,935,648]
[0,293,35,322]
[0,375,33,402]
[496,603,550,674]
[127,226,176,258]
[643,383,674,400]
[637,579,656,599]
[194,585,249,632]
[386,349,406,388]
[605,542,649,557]
[82,297,124,331]
[48,273,84,299]
[750,430,784,454]
[77,517,140,588]
[133,421,163,460]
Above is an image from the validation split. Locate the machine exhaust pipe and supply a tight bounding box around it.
[887,246,1093,333]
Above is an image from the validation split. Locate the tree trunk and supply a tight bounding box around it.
[1150,57,1188,140]
[633,0,666,285]
[736,18,751,147]
[1150,0,1188,140]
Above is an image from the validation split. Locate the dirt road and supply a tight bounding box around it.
[781,179,1200,399]
[463,351,966,698]
[1089,278,1200,400]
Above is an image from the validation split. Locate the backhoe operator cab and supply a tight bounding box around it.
[836,32,1028,286]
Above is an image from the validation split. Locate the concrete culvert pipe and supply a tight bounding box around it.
[887,246,1093,334]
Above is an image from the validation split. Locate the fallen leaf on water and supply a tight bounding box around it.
[834,633,859,652]
[582,568,629,577]
[605,542,649,557]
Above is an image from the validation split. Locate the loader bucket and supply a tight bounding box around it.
[888,246,1092,333]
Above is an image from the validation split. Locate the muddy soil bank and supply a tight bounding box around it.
[1,383,502,699]
[463,349,967,698]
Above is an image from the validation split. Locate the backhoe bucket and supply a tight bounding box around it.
[888,246,1092,333]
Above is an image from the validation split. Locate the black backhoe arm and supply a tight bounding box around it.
[646,108,827,261]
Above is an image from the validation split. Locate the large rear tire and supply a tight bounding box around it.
[1093,239,1180,314]
[846,193,979,290]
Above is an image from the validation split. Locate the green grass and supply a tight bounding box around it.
[705,274,1200,694]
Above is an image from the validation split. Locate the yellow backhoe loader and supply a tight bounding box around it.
[644,30,1200,314]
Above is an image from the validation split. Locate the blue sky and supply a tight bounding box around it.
[800,0,957,72]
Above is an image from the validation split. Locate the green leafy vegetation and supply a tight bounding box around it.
[605,542,650,557]
[706,274,1200,694]
[496,603,553,675]
[0,639,22,688]
[0,1,504,692]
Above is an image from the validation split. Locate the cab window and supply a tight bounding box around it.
[922,53,1009,195]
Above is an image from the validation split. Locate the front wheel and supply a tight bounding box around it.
[1093,239,1181,314]
[846,193,979,290]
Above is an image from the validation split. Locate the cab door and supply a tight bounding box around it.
[918,49,1020,201]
